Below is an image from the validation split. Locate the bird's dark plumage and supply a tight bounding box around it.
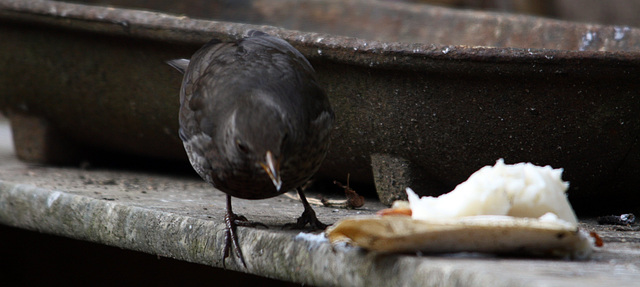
[168,31,334,267]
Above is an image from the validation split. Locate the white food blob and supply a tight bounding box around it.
[407,159,578,226]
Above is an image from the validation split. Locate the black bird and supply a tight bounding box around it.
[167,31,334,267]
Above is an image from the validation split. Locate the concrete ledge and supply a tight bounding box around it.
[1,123,639,286]
[0,179,378,285]
[2,174,640,286]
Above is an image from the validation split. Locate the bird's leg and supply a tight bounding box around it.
[223,194,245,268]
[284,187,328,230]
[222,195,267,269]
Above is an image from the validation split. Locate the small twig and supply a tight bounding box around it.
[284,191,322,205]
[284,174,365,209]
[283,191,353,207]
[333,174,365,209]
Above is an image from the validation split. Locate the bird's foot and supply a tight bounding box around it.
[284,188,328,230]
[222,212,267,269]
[283,205,328,230]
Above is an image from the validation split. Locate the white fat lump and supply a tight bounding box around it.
[407,159,578,226]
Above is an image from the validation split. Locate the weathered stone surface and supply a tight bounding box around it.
[1,121,639,286]
[371,153,450,205]
[6,112,83,164]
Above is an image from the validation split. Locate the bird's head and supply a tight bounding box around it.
[224,101,291,192]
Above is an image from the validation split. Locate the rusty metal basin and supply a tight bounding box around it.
[1,0,639,214]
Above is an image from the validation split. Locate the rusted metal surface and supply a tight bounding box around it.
[1,0,640,214]
[71,0,640,51]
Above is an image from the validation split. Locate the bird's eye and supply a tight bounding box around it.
[236,140,249,154]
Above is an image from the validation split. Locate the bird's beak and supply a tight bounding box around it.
[260,151,282,191]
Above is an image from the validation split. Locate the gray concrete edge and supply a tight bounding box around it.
[7,179,639,287]
[1,180,501,286]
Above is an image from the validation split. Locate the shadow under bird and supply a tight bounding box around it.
[167,31,334,267]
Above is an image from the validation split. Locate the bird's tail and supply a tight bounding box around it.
[166,59,190,74]
[247,30,268,37]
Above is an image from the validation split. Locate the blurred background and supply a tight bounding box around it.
[413,0,640,27]
[71,0,640,28]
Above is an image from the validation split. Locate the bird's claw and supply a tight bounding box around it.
[223,211,246,269]
[283,206,328,230]
[283,188,328,230]
[222,212,268,269]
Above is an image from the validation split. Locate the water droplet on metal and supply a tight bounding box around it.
[614,26,630,41]
[579,31,597,51]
